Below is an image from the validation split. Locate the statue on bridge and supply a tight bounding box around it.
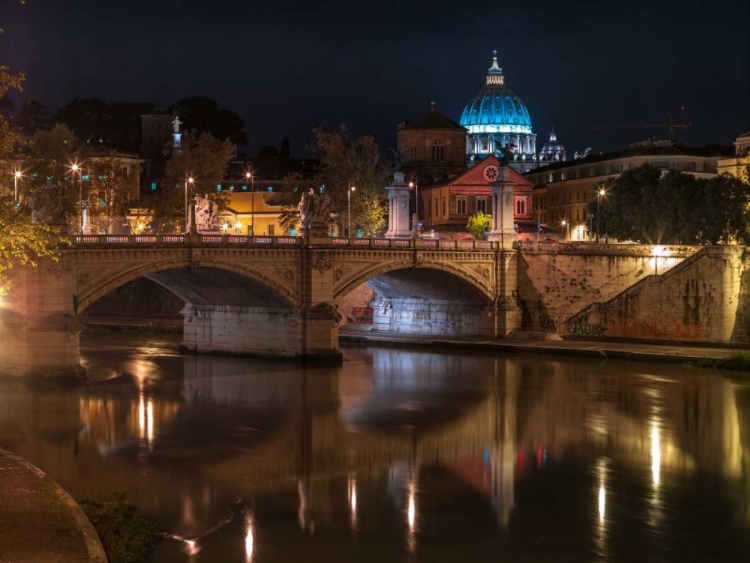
[194,194,219,233]
[299,188,332,237]
[29,184,69,226]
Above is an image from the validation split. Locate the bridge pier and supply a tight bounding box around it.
[0,263,84,378]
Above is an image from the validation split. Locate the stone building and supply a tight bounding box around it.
[419,154,533,235]
[526,141,734,240]
[396,102,467,185]
[717,131,750,180]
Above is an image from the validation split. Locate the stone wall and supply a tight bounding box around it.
[587,247,745,342]
[517,244,698,333]
[181,305,302,357]
[371,297,494,337]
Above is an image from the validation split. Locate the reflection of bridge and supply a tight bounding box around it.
[0,350,747,541]
[0,235,519,376]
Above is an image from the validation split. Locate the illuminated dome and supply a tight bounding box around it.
[460,51,537,171]
[540,129,566,161]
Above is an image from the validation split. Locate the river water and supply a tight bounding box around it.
[0,334,749,562]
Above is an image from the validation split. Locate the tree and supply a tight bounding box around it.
[169,97,248,145]
[85,156,139,234]
[285,125,391,236]
[21,124,84,230]
[149,131,235,232]
[466,211,492,240]
[0,64,59,295]
[17,98,51,134]
[592,163,750,244]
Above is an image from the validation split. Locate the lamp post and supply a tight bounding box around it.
[246,168,254,235]
[347,185,356,238]
[71,163,83,234]
[184,176,194,233]
[13,170,21,208]
[409,180,419,233]
[560,219,569,241]
[595,186,606,243]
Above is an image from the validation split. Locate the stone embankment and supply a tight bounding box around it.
[0,448,106,563]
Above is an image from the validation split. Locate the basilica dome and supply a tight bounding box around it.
[460,51,537,171]
[540,129,566,161]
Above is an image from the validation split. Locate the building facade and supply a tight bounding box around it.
[526,141,734,240]
[419,155,533,235]
[396,102,467,185]
[717,132,750,180]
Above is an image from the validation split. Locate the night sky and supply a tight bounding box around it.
[3,0,749,157]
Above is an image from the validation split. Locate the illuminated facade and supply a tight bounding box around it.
[460,51,538,172]
[717,132,750,180]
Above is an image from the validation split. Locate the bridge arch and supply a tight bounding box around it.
[334,259,495,303]
[76,256,300,314]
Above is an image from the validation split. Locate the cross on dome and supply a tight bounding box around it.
[487,50,504,85]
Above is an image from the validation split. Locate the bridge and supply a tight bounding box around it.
[0,233,520,377]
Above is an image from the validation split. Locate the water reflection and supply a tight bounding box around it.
[0,335,747,562]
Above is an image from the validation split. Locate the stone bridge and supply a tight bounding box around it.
[0,234,520,377]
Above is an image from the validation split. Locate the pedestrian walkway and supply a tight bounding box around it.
[0,448,106,563]
[339,330,750,365]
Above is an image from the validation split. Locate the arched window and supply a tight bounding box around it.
[516,198,526,216]
[431,141,444,162]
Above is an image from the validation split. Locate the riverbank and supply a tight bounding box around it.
[0,448,106,563]
[339,330,750,366]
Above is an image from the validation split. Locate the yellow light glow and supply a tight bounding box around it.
[407,495,415,528]
[244,514,255,562]
[651,245,669,257]
[598,486,606,522]
[235,222,242,230]
[599,188,606,196]
[651,424,661,486]
[136,223,145,232]
[71,163,80,172]
[222,222,229,231]
[183,539,200,558]
[14,170,21,179]
[146,400,154,444]
[188,177,194,183]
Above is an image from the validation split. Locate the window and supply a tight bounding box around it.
[150,181,157,192]
[410,145,417,161]
[268,225,274,236]
[457,197,467,214]
[434,199,438,216]
[267,187,273,192]
[242,184,248,190]
[431,141,445,162]
[516,199,526,216]
[476,198,487,213]
[442,197,446,215]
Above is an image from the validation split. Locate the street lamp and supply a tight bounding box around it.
[596,185,606,243]
[347,186,356,238]
[71,163,83,234]
[13,170,21,207]
[409,179,419,233]
[184,176,195,233]
[246,168,254,235]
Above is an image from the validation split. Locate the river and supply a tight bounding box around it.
[0,334,748,562]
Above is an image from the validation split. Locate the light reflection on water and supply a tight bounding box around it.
[0,334,748,562]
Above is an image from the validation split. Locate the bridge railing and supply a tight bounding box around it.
[70,234,503,250]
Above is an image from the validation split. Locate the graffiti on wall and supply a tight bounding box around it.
[607,317,707,341]
[565,316,708,341]
[349,306,373,324]
[539,314,557,331]
[568,322,606,337]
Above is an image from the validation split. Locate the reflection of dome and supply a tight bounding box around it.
[460,51,537,170]
[540,129,566,161]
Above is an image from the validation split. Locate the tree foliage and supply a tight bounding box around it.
[169,97,248,145]
[149,131,235,232]
[466,211,492,240]
[0,62,59,294]
[592,163,750,244]
[283,125,391,236]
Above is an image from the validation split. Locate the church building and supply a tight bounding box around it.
[395,51,558,235]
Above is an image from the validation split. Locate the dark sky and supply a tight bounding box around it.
[3,0,749,157]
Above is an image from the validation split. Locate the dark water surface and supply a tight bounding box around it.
[1,334,749,562]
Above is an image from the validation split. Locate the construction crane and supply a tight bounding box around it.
[590,112,691,143]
